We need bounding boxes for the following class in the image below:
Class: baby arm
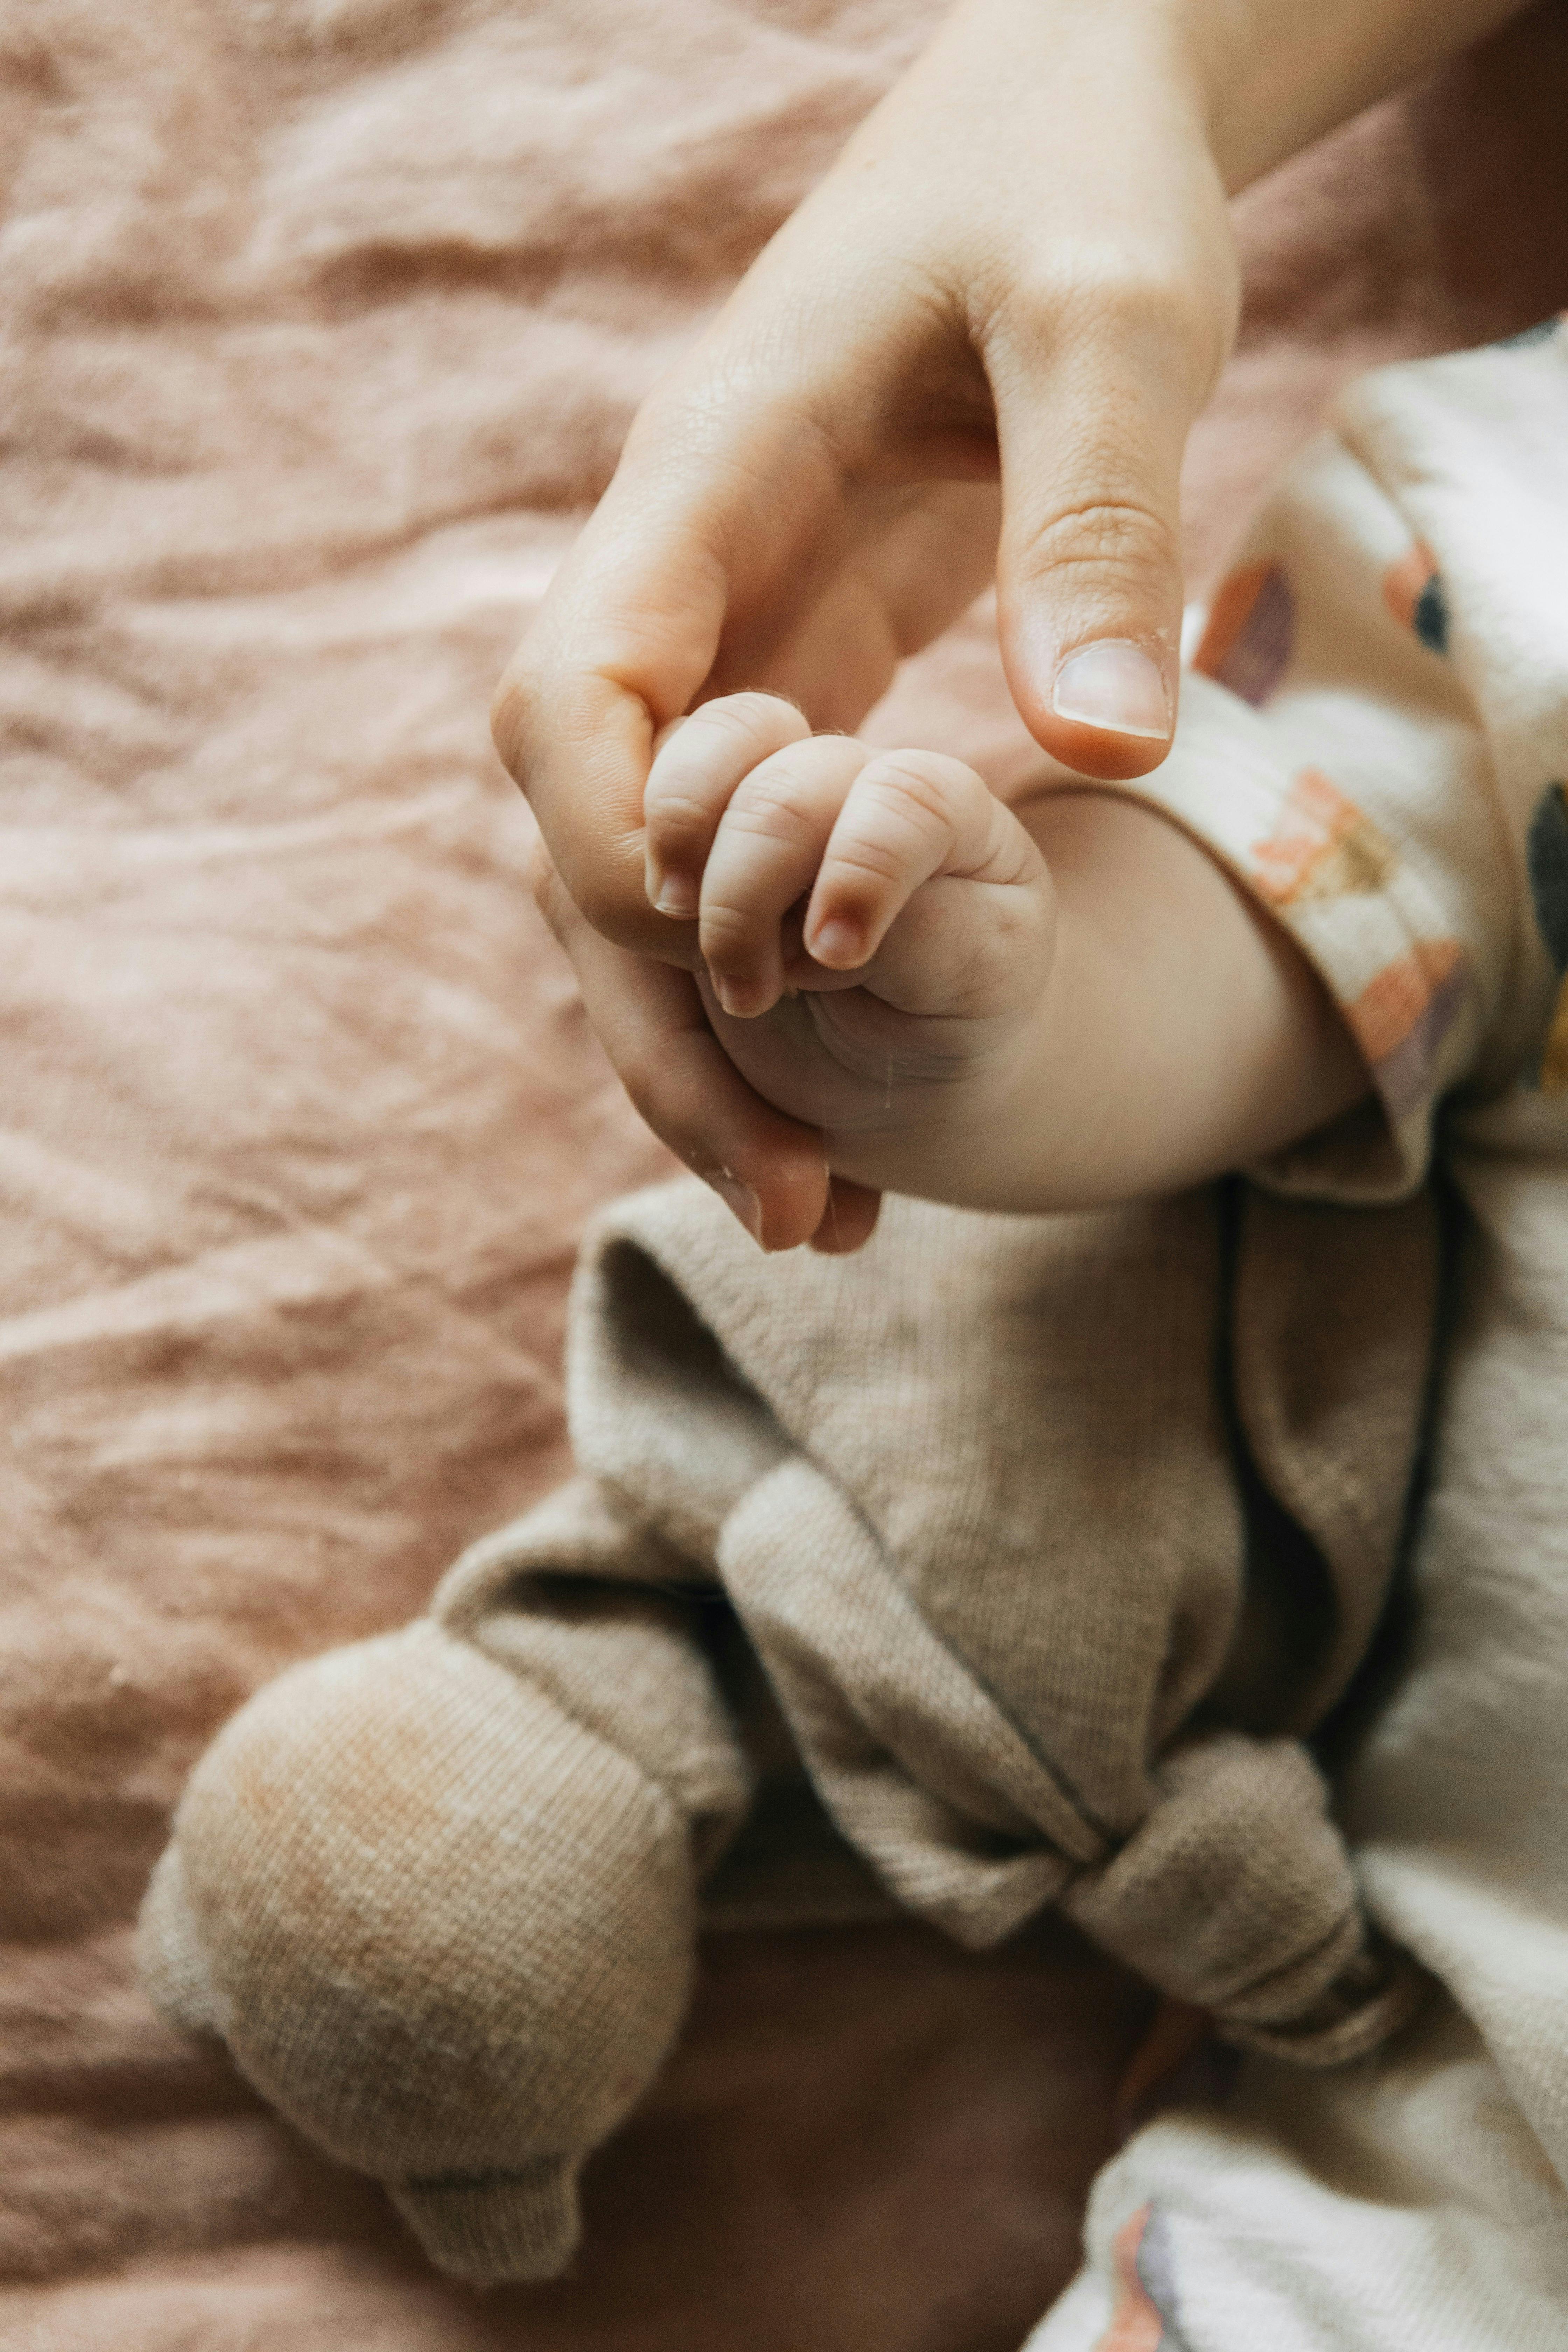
[630,694,1367,1232]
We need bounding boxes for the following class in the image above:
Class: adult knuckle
[987,246,1215,383]
[1079,255,1192,341]
[528,840,564,922]
[985,265,1069,354]
[1079,261,1230,396]
[489,661,542,783]
[983,254,1130,354]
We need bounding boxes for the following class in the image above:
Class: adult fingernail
[1052,642,1169,739]
[707,1169,762,1244]
[647,863,699,919]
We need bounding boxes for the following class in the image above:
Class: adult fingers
[806,1177,883,1255]
[701,481,1001,728]
[493,514,725,966]
[531,847,835,1254]
[986,236,1237,783]
[492,390,843,963]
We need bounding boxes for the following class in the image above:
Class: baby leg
[139,1491,751,2285]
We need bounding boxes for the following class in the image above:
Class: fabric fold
[143,1168,1438,2281]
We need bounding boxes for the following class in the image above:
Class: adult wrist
[1172,0,1532,194]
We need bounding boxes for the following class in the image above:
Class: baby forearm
[819,793,1368,1213]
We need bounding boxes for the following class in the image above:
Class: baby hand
[540,687,1364,1250]
[643,694,1056,1200]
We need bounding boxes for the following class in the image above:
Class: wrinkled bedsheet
[2,0,1566,2344]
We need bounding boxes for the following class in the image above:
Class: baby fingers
[802,750,1043,972]
[698,733,873,1016]
[643,692,811,919]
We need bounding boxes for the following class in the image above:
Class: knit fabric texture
[141,1174,1437,2283]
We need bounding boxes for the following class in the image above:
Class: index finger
[491,497,727,965]
[490,383,841,963]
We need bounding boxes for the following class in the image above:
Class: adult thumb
[989,293,1205,783]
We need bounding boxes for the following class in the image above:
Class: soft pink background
[2,1,1565,2343]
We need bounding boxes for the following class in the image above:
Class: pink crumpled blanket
[2,1,1565,2344]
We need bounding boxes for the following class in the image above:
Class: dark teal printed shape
[1413,570,1449,656]
[1525,783,1568,1088]
[1526,783,1568,976]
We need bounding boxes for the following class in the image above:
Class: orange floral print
[1094,2206,1170,2352]
[1348,940,1467,1119]
[1538,979,1568,1093]
[1249,768,1396,908]
[1383,540,1449,653]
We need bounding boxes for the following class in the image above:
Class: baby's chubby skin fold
[534,693,1371,1247]
[648,696,1053,1244]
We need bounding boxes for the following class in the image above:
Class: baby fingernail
[707,1169,762,1244]
[809,918,863,967]
[648,864,699,919]
[1051,642,1169,740]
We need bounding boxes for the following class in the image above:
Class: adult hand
[493,0,1522,1250]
